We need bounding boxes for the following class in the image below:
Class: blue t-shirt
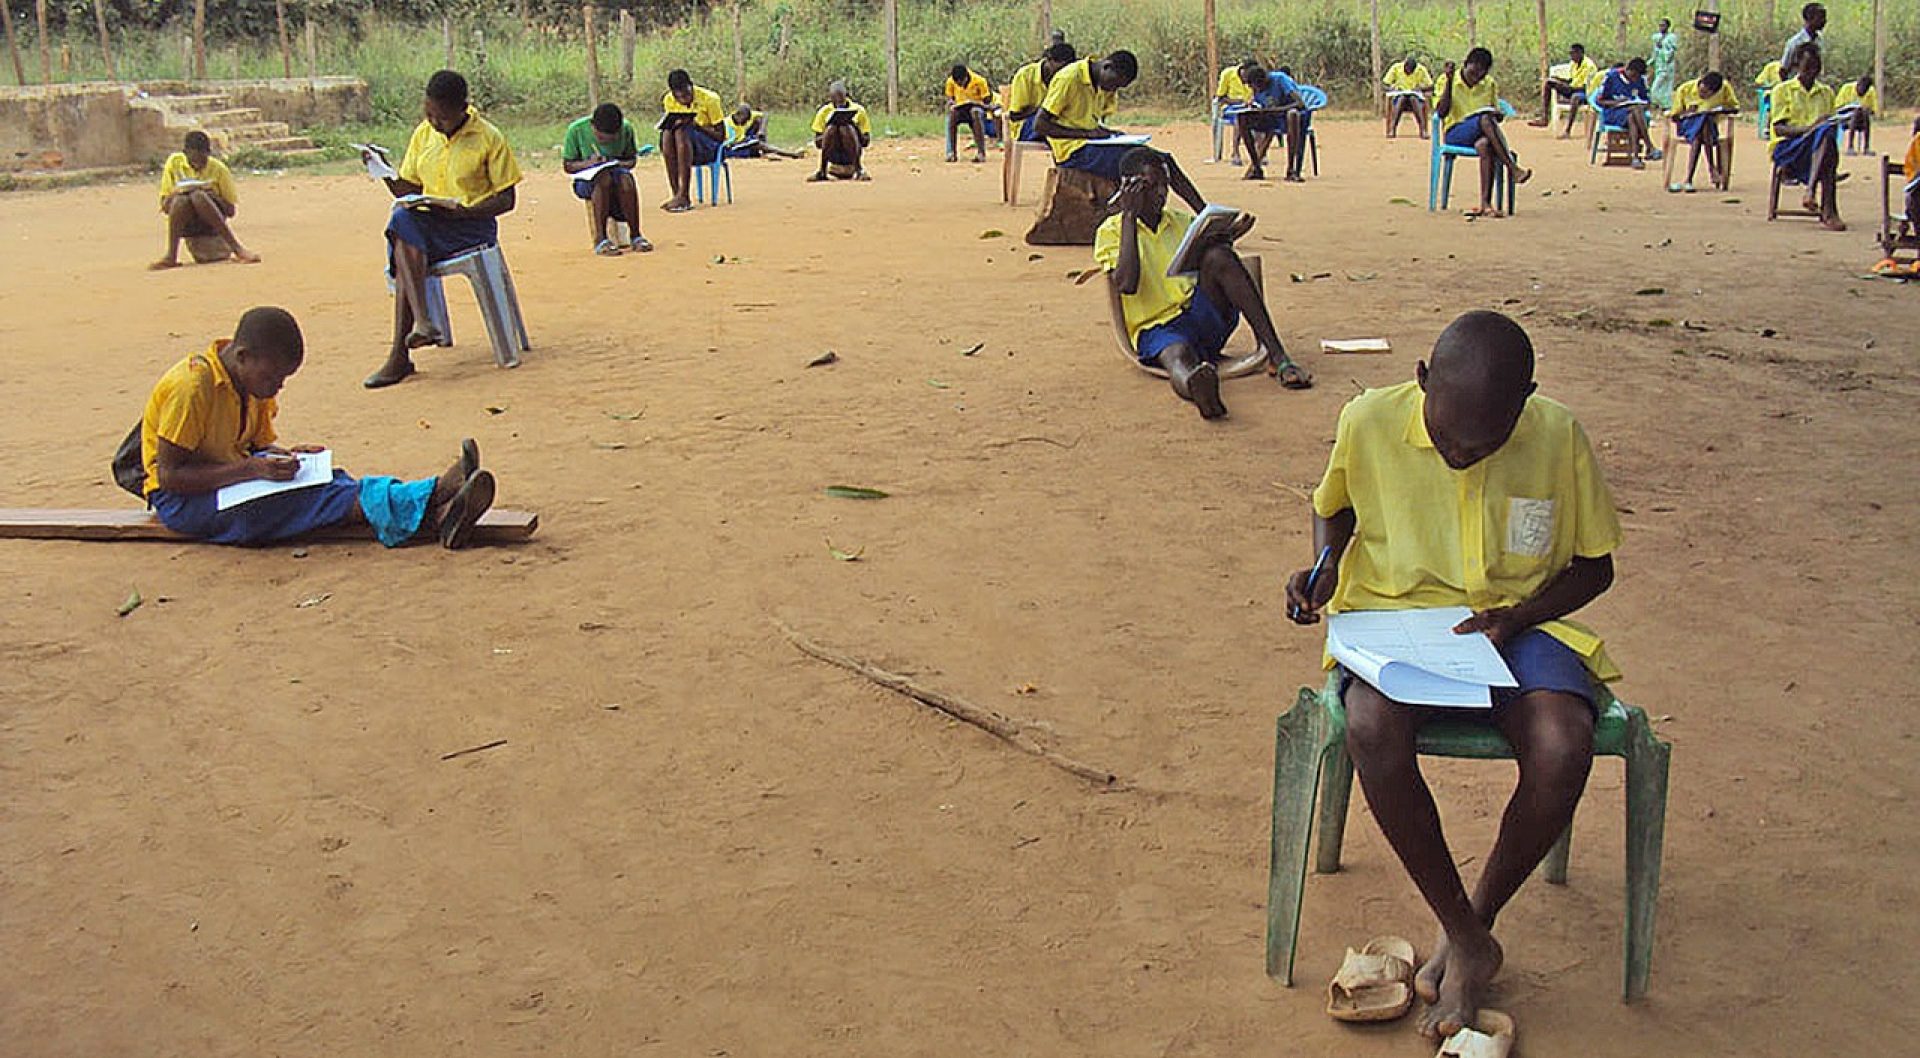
[1251,70,1303,110]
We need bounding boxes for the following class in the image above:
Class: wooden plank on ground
[0,508,539,543]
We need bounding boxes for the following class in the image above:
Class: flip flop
[594,238,622,256]
[459,438,480,480]
[362,362,417,389]
[1269,358,1314,390]
[630,236,655,253]
[439,470,496,551]
[1326,936,1416,1022]
[1435,1010,1516,1058]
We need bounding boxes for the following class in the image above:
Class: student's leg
[613,170,650,249]
[945,107,960,160]
[152,196,192,268]
[368,236,435,387]
[1343,679,1503,1041]
[1154,340,1225,419]
[182,189,258,262]
[1698,121,1721,186]
[1386,98,1397,138]
[1683,138,1705,184]
[1193,242,1309,387]
[589,170,617,246]
[969,107,988,160]
[663,129,691,209]
[1478,114,1531,186]
[1240,123,1267,178]
[1283,110,1305,180]
[1474,142,1498,212]
[1533,83,1555,125]
[1812,133,1844,229]
[1414,98,1430,139]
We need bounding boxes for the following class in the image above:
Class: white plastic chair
[399,244,531,369]
[1108,256,1271,379]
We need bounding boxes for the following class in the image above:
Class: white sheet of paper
[1096,133,1153,146]
[568,159,625,185]
[216,450,332,511]
[1326,607,1517,709]
[1321,338,1392,354]
[353,143,398,180]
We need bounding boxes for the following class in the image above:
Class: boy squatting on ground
[363,69,523,389]
[563,102,653,257]
[1096,147,1312,419]
[150,130,260,270]
[809,82,872,182]
[1435,48,1532,218]
[139,306,497,549]
[1285,310,1624,1040]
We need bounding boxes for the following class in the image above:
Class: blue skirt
[1443,118,1485,149]
[1674,112,1714,142]
[1135,287,1240,366]
[1600,104,1645,129]
[1771,123,1839,184]
[386,206,498,266]
[1058,141,1132,181]
[675,128,723,165]
[150,470,436,547]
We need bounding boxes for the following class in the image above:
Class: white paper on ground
[216,450,332,511]
[1327,607,1517,709]
[1321,338,1392,354]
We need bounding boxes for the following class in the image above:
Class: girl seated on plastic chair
[1435,48,1531,218]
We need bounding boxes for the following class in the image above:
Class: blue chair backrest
[1299,85,1328,111]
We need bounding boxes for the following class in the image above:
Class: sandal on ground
[439,470,496,550]
[1326,936,1416,1022]
[459,438,480,481]
[1435,1010,1516,1058]
[594,238,622,256]
[807,172,829,182]
[1268,357,1313,390]
[630,236,655,253]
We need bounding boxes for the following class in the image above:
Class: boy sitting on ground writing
[1768,44,1845,231]
[659,69,728,212]
[1095,147,1312,419]
[563,102,651,256]
[151,130,260,270]
[1435,48,1531,218]
[1666,71,1738,192]
[945,63,996,163]
[725,103,803,159]
[1286,309,1623,1042]
[809,82,872,182]
[140,306,497,549]
[1595,58,1663,169]
[1383,56,1434,139]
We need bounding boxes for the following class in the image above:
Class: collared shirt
[1754,61,1783,89]
[141,341,278,496]
[1007,62,1047,114]
[1598,69,1650,106]
[1670,78,1739,118]
[1311,381,1625,679]
[1904,130,1920,181]
[1436,70,1499,123]
[662,85,726,128]
[397,109,522,207]
[1093,206,1196,346]
[1216,66,1253,102]
[1251,70,1303,110]
[1781,28,1819,72]
[1768,78,1835,149]
[157,152,238,209]
[562,115,638,162]
[1384,63,1433,93]
[1558,56,1600,91]
[1041,58,1118,163]
[724,109,765,142]
[1833,82,1877,114]
[945,71,992,107]
[810,100,871,135]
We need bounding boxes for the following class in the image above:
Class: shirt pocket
[1505,497,1556,559]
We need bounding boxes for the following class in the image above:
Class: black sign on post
[1692,10,1721,34]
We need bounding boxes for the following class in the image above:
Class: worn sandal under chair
[1436,1010,1517,1058]
[1325,935,1416,1022]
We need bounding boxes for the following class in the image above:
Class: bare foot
[1821,216,1848,232]
[148,259,181,271]
[231,249,262,264]
[1418,932,1502,1040]
[1188,363,1227,420]
[1415,933,1448,1003]
[1513,167,1534,186]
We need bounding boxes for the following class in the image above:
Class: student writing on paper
[138,307,499,549]
[1595,58,1662,169]
[1832,75,1876,154]
[1768,45,1846,231]
[1667,72,1739,192]
[660,69,728,212]
[1233,61,1310,183]
[808,82,872,182]
[1006,42,1077,142]
[563,103,652,256]
[724,103,803,160]
[1435,48,1531,219]
[1095,147,1311,419]
[1383,56,1433,139]
[150,131,260,270]
[1036,50,1154,184]
[1284,311,1624,1042]
[362,70,522,389]
[944,63,996,164]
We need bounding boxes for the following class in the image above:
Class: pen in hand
[1289,544,1334,623]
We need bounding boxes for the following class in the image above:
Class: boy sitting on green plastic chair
[1286,310,1623,1041]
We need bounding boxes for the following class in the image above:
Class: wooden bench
[0,508,539,543]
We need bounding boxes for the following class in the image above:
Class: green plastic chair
[1265,673,1671,1001]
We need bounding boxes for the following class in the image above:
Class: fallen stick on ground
[440,739,508,761]
[982,434,1081,450]
[772,617,1120,788]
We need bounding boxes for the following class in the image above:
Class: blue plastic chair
[1210,97,1244,164]
[1298,84,1328,176]
[695,150,732,205]
[1755,87,1773,141]
[1589,94,1634,166]
[1427,100,1517,213]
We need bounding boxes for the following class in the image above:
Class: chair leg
[423,275,452,346]
[1309,131,1319,176]
[1768,168,1781,220]
[1437,158,1452,212]
[1621,710,1671,1003]
[1312,740,1354,874]
[495,253,530,355]
[464,269,515,370]
[1267,687,1339,985]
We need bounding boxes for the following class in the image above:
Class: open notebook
[1326,607,1518,708]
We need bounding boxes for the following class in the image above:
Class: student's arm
[1164,155,1208,214]
[1284,509,1357,623]
[1109,210,1143,297]
[1034,110,1109,141]
[153,437,296,495]
[382,175,423,198]
[1452,554,1614,645]
[1435,66,1455,120]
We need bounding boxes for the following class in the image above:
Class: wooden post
[582,5,601,111]
[442,16,454,69]
[1369,0,1382,114]
[1615,0,1630,57]
[1204,0,1217,94]
[1465,0,1477,47]
[1040,0,1052,48]
[192,0,206,80]
[619,9,635,85]
[35,0,50,83]
[275,0,291,77]
[0,0,24,86]
[92,0,115,80]
[884,0,898,116]
[731,1,744,102]
[1535,0,1549,92]
[1872,0,1885,110]
[304,17,317,80]
[1706,0,1721,71]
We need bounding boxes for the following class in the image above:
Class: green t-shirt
[562,115,639,163]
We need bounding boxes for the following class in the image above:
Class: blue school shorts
[1135,287,1240,367]
[1771,123,1838,185]
[386,207,498,266]
[1058,141,1131,182]
[687,128,723,165]
[1339,627,1598,711]
[1018,113,1041,141]
[1443,117,1486,150]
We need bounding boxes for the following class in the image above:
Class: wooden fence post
[91,0,116,81]
[35,0,50,83]
[1706,0,1721,71]
[1040,0,1052,49]
[732,1,745,102]
[192,0,205,80]
[884,0,898,116]
[442,16,454,69]
[1615,0,1630,58]
[1535,0,1549,93]
[304,17,317,80]
[1369,0,1382,114]
[275,0,291,77]
[1204,0,1217,98]
[583,5,601,111]
[1465,0,1476,47]
[619,9,635,85]
[0,0,24,86]
[1872,0,1884,108]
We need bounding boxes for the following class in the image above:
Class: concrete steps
[129,89,317,160]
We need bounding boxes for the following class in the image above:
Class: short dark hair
[234,306,304,366]
[1627,57,1648,75]
[667,68,693,91]
[425,69,468,106]
[951,63,970,84]
[1465,47,1493,69]
[1045,42,1076,64]
[1117,145,1167,179]
[1106,49,1139,82]
[591,102,623,133]
[1699,71,1725,92]
[1571,43,1586,53]
[1803,4,1824,21]
[1857,74,1873,88]
[183,130,211,152]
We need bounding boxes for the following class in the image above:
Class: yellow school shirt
[140,341,279,496]
[1905,131,1920,181]
[1669,78,1739,118]
[1437,70,1499,126]
[662,85,726,128]
[1041,58,1118,163]
[1007,62,1047,114]
[1311,381,1625,679]
[1093,207,1196,346]
[1384,63,1433,93]
[810,101,871,135]
[397,109,522,208]
[1216,66,1253,102]
[1564,56,1600,91]
[157,152,238,208]
[1768,79,1834,150]
[724,108,764,142]
[945,71,992,107]
[1833,82,1878,114]
[1754,61,1783,90]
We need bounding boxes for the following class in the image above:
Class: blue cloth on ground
[386,206,498,268]
[357,475,438,547]
[1772,122,1839,185]
[1135,287,1241,366]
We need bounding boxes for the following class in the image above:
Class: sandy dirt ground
[2,116,1918,1057]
